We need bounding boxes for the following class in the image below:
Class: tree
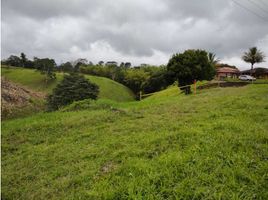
[215,63,237,69]
[124,69,149,97]
[34,58,56,84]
[59,62,73,72]
[47,73,99,111]
[20,53,27,67]
[208,52,220,66]
[167,49,216,94]
[120,62,125,68]
[143,67,174,94]
[98,61,104,66]
[125,62,131,68]
[72,58,88,72]
[242,47,265,75]
[3,55,21,67]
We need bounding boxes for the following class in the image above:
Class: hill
[2,84,268,199]
[1,66,135,102]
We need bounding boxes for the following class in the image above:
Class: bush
[47,73,99,111]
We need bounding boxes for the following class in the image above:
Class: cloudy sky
[2,0,268,69]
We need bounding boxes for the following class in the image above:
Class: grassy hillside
[1,66,135,102]
[2,84,268,199]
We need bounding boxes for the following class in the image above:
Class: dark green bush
[47,73,99,111]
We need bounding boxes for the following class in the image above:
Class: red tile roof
[216,67,240,73]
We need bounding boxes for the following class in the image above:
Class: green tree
[47,73,99,111]
[20,53,27,67]
[143,66,173,93]
[167,49,215,94]
[124,69,149,97]
[208,52,220,66]
[59,62,73,72]
[34,58,57,84]
[242,47,265,75]
[3,55,21,67]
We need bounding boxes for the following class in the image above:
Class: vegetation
[1,66,135,102]
[2,52,173,97]
[34,58,57,83]
[2,84,268,199]
[167,50,216,94]
[2,53,34,68]
[80,64,172,97]
[47,73,99,111]
[207,52,220,66]
[215,63,238,69]
[242,47,265,75]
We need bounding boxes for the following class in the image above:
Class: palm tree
[208,52,220,66]
[242,47,265,75]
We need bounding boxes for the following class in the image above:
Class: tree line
[1,53,174,97]
[1,50,218,96]
[2,46,265,100]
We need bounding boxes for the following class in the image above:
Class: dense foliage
[2,53,34,68]
[34,58,57,83]
[47,73,99,111]
[167,49,216,94]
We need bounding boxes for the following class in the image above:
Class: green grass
[1,66,135,102]
[2,84,268,199]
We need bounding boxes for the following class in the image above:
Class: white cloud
[2,0,268,67]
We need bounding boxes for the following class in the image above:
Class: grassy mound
[2,84,268,199]
[1,66,135,102]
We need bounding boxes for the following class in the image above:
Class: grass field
[1,66,135,102]
[2,84,268,199]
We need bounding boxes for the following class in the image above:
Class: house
[106,61,118,66]
[216,67,240,80]
[240,68,268,79]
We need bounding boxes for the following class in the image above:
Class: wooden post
[139,91,142,101]
[194,79,196,95]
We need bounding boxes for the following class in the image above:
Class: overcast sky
[2,0,268,69]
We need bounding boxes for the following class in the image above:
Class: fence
[139,80,264,100]
[139,82,196,100]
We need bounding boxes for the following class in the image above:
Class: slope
[2,84,268,199]
[1,66,135,102]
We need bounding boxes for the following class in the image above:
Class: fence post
[139,91,142,101]
[194,79,196,95]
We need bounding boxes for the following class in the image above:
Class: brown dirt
[1,78,45,119]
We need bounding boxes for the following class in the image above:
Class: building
[106,61,118,66]
[216,67,240,80]
[240,68,268,79]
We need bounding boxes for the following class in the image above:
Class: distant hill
[1,66,135,102]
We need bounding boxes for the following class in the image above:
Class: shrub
[61,99,120,112]
[47,73,99,111]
